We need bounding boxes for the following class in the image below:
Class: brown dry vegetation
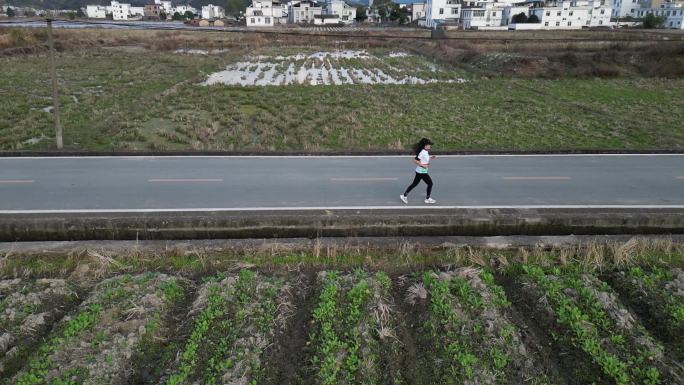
[2,27,684,78]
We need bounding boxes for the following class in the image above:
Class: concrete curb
[1,149,683,157]
[1,208,683,241]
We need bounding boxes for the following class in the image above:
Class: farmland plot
[307,271,401,384]
[0,279,79,378]
[509,265,684,385]
[402,268,553,385]
[0,265,682,384]
[608,267,684,361]
[159,270,300,385]
[8,273,187,385]
[202,50,467,86]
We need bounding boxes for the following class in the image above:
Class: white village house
[325,0,356,23]
[424,0,461,27]
[529,0,612,29]
[155,0,173,15]
[246,0,287,26]
[288,0,323,23]
[111,1,131,20]
[611,0,640,18]
[634,0,684,28]
[201,4,225,19]
[86,4,108,18]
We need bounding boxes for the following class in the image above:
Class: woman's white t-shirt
[415,150,429,174]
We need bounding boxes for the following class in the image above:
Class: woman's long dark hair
[414,138,433,157]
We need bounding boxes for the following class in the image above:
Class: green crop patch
[403,268,553,385]
[1,263,682,384]
[511,265,684,385]
[307,270,400,384]
[7,273,188,385]
[0,279,80,379]
[609,267,684,361]
[159,269,299,385]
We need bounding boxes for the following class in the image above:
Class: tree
[67,11,76,20]
[372,0,393,22]
[389,5,409,24]
[159,10,167,20]
[184,10,195,20]
[642,12,664,28]
[76,8,85,18]
[356,6,367,22]
[527,14,540,23]
[225,0,245,18]
[172,11,182,20]
[511,12,527,23]
[6,7,15,17]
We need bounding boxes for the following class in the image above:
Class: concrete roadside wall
[1,208,683,241]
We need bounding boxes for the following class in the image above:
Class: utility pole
[46,18,63,149]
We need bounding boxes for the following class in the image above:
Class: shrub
[642,13,665,29]
[512,12,528,23]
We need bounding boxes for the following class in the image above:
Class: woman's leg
[423,174,434,198]
[403,173,422,196]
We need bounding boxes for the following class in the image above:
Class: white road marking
[503,176,571,180]
[148,178,223,183]
[330,177,398,181]
[0,179,35,184]
[2,205,684,214]
[2,154,683,160]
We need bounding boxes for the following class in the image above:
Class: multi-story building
[460,2,507,28]
[612,0,640,17]
[634,0,684,28]
[154,0,173,15]
[288,0,323,23]
[425,0,461,27]
[86,5,107,18]
[202,4,226,19]
[247,0,287,26]
[530,0,613,28]
[408,2,426,22]
[325,0,356,23]
[144,4,161,18]
[173,5,198,16]
[111,1,131,20]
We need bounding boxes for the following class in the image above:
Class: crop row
[513,265,683,385]
[609,267,684,361]
[1,266,682,384]
[406,268,552,385]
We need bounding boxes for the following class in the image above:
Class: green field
[1,263,683,385]
[1,47,683,152]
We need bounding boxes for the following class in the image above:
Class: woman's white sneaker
[400,195,408,204]
[424,198,436,204]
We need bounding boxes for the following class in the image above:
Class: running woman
[400,138,436,204]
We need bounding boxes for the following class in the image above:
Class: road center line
[147,178,223,183]
[0,179,35,184]
[503,176,571,181]
[330,177,399,181]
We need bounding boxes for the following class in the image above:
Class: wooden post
[46,18,63,149]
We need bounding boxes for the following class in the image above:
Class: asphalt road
[0,155,683,212]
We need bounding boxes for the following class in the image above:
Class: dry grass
[2,27,683,77]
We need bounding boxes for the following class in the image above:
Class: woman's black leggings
[404,172,433,198]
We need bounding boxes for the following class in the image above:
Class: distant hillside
[4,0,229,10]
